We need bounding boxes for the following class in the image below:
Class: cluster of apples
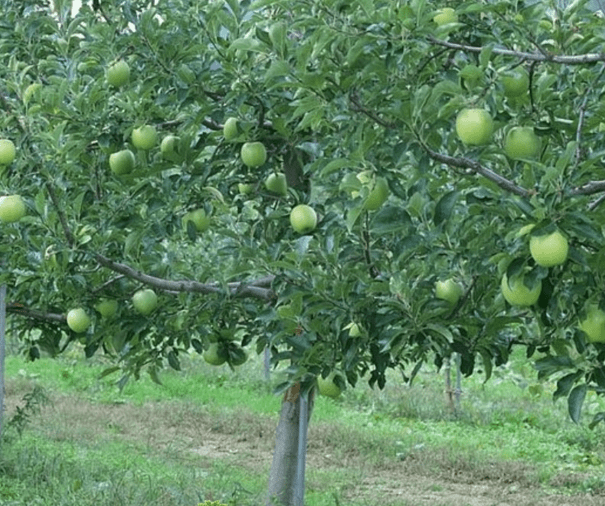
[66,288,159,334]
[224,117,320,235]
[0,139,27,224]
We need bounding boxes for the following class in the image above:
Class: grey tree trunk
[266,384,313,506]
[0,284,6,440]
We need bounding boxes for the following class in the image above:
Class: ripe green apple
[223,117,239,141]
[579,306,605,343]
[501,67,529,97]
[501,273,541,306]
[66,308,91,333]
[435,279,463,305]
[241,142,267,167]
[109,149,136,175]
[203,342,227,366]
[132,288,158,315]
[456,108,494,145]
[529,230,568,267]
[95,299,118,318]
[131,125,157,150]
[363,177,389,211]
[160,135,180,158]
[0,139,16,165]
[0,195,26,223]
[317,371,342,398]
[290,204,317,234]
[433,7,458,26]
[106,60,130,87]
[265,173,288,196]
[183,208,210,232]
[504,127,541,160]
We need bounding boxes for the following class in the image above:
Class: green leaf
[433,190,459,226]
[568,384,587,424]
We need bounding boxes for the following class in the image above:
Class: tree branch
[569,180,605,196]
[428,36,605,65]
[95,254,275,301]
[424,147,532,198]
[6,303,66,323]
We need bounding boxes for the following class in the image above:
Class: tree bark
[0,284,6,440]
[266,383,313,506]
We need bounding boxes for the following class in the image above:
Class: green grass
[2,346,605,505]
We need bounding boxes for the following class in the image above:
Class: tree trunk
[266,383,313,506]
[0,284,6,440]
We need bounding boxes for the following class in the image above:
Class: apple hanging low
[290,204,317,234]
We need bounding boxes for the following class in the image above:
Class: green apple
[317,371,342,398]
[290,204,317,234]
[363,177,389,211]
[0,195,26,223]
[223,117,239,141]
[501,67,529,97]
[160,135,180,158]
[265,173,288,196]
[433,7,458,26]
[347,322,362,337]
[501,272,541,307]
[241,142,267,167]
[0,139,16,165]
[203,342,227,366]
[238,183,254,195]
[109,149,135,175]
[504,127,541,160]
[95,299,118,318]
[132,288,158,315]
[106,60,130,87]
[131,125,157,150]
[66,308,91,333]
[579,306,605,343]
[529,230,568,267]
[456,108,494,145]
[435,279,463,305]
[183,208,210,232]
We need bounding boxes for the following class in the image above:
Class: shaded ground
[5,378,604,506]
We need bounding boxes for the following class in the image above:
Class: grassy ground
[1,346,605,506]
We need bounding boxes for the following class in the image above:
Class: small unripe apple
[317,371,342,398]
[501,273,541,306]
[132,289,158,315]
[131,125,157,150]
[435,279,463,305]
[95,299,118,318]
[106,60,130,87]
[501,67,529,97]
[109,149,136,175]
[223,117,239,141]
[265,173,288,196]
[529,230,568,267]
[504,127,541,160]
[290,204,317,234]
[579,305,605,343]
[0,139,16,165]
[66,308,91,333]
[182,209,210,233]
[363,177,389,211]
[203,342,227,365]
[160,135,180,158]
[0,195,26,223]
[456,108,493,145]
[241,142,267,167]
[433,7,458,26]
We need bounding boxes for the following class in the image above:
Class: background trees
[4,0,605,503]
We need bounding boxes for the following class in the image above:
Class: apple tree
[4,0,605,504]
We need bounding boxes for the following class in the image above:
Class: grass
[1,345,605,505]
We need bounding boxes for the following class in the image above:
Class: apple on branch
[0,195,26,223]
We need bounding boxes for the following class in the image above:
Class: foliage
[3,0,605,425]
